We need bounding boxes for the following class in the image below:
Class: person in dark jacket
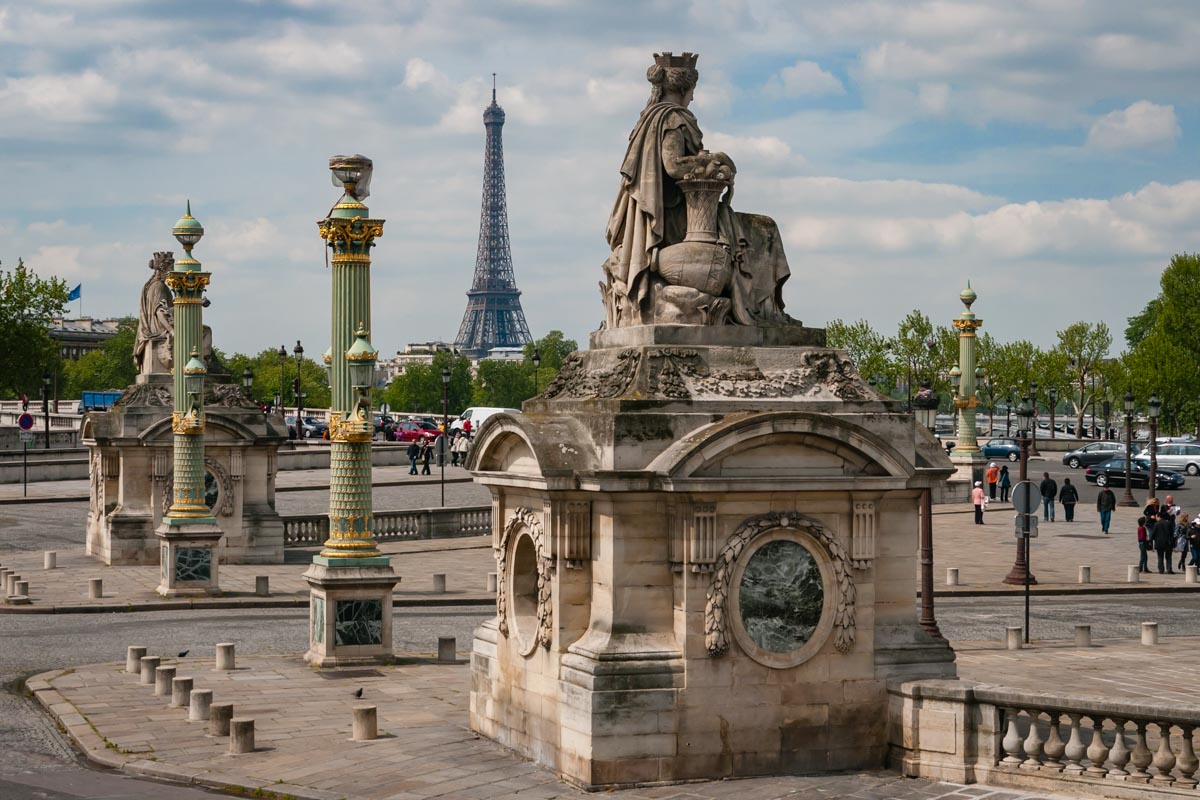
[1096,486,1116,534]
[1039,472,1058,522]
[998,465,1011,503]
[1059,478,1079,522]
[1152,513,1177,574]
[406,441,421,475]
[420,440,433,475]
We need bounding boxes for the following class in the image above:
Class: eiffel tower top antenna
[492,73,496,102]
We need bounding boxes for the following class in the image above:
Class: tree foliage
[61,317,138,397]
[0,259,69,399]
[224,348,331,411]
[380,351,473,416]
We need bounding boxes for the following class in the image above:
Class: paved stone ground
[29,653,1073,800]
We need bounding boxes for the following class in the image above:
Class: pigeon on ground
[177,650,189,658]
[353,688,364,698]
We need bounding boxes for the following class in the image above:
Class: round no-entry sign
[17,413,34,431]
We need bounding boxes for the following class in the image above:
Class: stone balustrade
[282,505,490,546]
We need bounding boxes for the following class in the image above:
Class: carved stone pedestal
[302,560,398,668]
[156,521,223,597]
[467,332,956,789]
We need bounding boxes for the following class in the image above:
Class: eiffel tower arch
[454,77,533,359]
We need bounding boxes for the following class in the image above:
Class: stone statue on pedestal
[601,51,794,329]
[133,251,214,377]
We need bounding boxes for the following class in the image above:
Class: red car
[393,421,442,443]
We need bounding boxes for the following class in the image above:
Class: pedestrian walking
[406,441,420,475]
[971,481,986,525]
[1152,512,1176,574]
[448,431,460,467]
[1137,517,1150,573]
[1096,485,1116,534]
[1177,512,1191,571]
[985,462,999,501]
[452,432,470,467]
[998,465,1011,503]
[1188,518,1200,568]
[421,439,433,475]
[1039,472,1057,522]
[1059,478,1079,522]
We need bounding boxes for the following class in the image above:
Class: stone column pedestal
[155,521,223,597]
[303,559,398,667]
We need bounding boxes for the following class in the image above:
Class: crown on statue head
[654,51,699,70]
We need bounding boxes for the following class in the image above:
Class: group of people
[406,429,471,475]
[1137,496,1200,574]
[970,464,1088,528]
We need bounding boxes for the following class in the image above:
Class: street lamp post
[1003,397,1037,590]
[440,367,450,508]
[1148,394,1161,501]
[913,383,941,640]
[293,341,304,439]
[1029,381,1040,456]
[41,371,50,450]
[1120,389,1137,507]
[1048,388,1056,439]
[277,345,287,414]
[532,349,541,396]
[1006,391,1013,436]
[1091,375,1098,438]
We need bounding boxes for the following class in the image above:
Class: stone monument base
[303,560,399,668]
[155,520,223,597]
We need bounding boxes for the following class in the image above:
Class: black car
[1062,441,1141,469]
[373,413,397,438]
[1083,457,1184,490]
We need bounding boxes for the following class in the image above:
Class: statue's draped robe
[605,102,793,326]
[134,273,173,372]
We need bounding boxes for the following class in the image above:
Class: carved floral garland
[705,511,856,657]
[495,507,553,650]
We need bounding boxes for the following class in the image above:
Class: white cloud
[772,60,844,97]
[1086,101,1180,151]
[705,132,797,165]
[0,70,117,124]
[403,57,443,90]
[255,27,364,77]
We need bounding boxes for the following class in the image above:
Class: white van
[451,406,520,435]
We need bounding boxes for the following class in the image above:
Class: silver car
[1150,443,1200,476]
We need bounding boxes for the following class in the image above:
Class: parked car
[981,438,1021,462]
[393,421,442,443]
[1156,435,1197,445]
[1062,441,1140,469]
[373,413,397,438]
[450,406,521,435]
[284,416,328,439]
[1083,457,1184,490]
[1151,442,1200,476]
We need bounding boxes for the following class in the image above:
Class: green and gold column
[952,284,983,455]
[156,203,224,597]
[303,156,398,667]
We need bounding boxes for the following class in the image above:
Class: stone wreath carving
[705,511,856,657]
[161,456,234,517]
[495,507,553,650]
[648,348,870,401]
[115,383,172,408]
[205,383,257,409]
[540,349,641,399]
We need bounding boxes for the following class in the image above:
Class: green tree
[523,330,578,388]
[61,317,138,397]
[1125,298,1161,349]
[224,348,330,411]
[826,319,895,392]
[890,310,955,404]
[0,258,69,399]
[381,351,472,416]
[473,360,534,407]
[1053,321,1113,437]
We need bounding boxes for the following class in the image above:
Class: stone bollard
[1142,622,1159,646]
[255,576,270,597]
[1188,565,1198,584]
[127,646,147,674]
[433,574,446,594]
[189,689,213,722]
[1006,627,1023,650]
[352,705,377,741]
[229,718,255,754]
[0,569,10,587]
[1075,625,1092,647]
[946,568,959,587]
[438,636,456,662]
[1127,565,1140,583]
[1078,565,1091,584]
[88,578,103,599]
[6,573,19,595]
[155,665,176,697]
[140,656,161,685]
[215,643,235,671]
[44,551,56,570]
[209,702,234,736]
[15,580,29,596]
[170,677,193,708]
[487,572,497,593]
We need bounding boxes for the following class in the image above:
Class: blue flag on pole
[67,284,81,301]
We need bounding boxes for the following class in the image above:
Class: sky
[1,0,1197,358]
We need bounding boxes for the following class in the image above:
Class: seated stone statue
[133,251,215,377]
[601,52,794,329]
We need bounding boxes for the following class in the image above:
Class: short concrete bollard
[438,636,456,662]
[44,551,56,570]
[6,574,19,595]
[487,572,497,593]
[189,689,213,722]
[154,665,176,697]
[209,702,234,736]
[1142,622,1159,646]
[255,576,270,597]
[88,578,103,599]
[433,573,446,594]
[139,656,161,685]
[215,642,235,671]
[1006,626,1023,650]
[170,676,193,708]
[945,568,959,587]
[1127,565,1140,583]
[127,646,147,674]
[1188,565,1198,584]
[352,705,377,741]
[1075,624,1092,647]
[1078,565,1091,584]
[14,580,29,597]
[229,718,255,754]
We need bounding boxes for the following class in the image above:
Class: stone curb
[0,595,495,615]
[926,583,1200,598]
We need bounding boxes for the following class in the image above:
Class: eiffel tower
[454,75,532,359]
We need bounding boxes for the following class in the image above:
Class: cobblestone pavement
[30,652,1072,800]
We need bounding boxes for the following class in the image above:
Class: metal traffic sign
[17,413,34,431]
[1014,515,1039,538]
[18,431,33,443]
[1011,481,1039,515]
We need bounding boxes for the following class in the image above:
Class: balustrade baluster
[1178,725,1199,789]
[1085,719,1110,776]
[1001,708,1024,766]
[1152,722,1178,786]
[1129,721,1153,783]
[1042,713,1066,772]
[1108,719,1131,779]
[1063,714,1087,775]
[1022,710,1044,769]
